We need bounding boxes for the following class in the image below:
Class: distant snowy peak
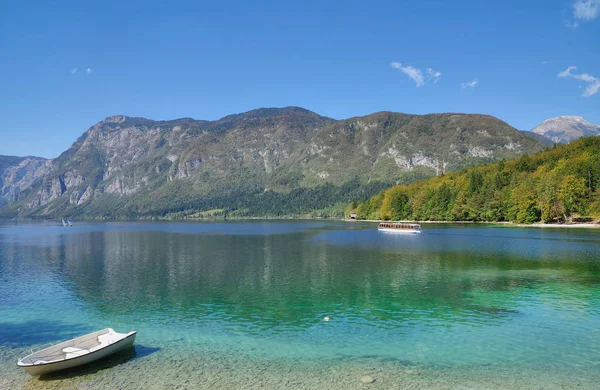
[531,116,600,144]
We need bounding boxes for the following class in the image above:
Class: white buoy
[324,316,330,322]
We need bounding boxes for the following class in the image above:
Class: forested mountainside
[350,136,600,224]
[0,107,546,219]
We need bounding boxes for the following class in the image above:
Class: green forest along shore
[347,136,600,224]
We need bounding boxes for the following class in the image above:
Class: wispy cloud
[391,62,424,87]
[557,65,600,96]
[558,66,577,78]
[86,68,92,74]
[568,0,600,27]
[70,68,78,74]
[460,78,479,89]
[390,62,441,87]
[426,68,441,83]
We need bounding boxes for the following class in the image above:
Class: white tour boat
[378,222,422,234]
[17,328,136,376]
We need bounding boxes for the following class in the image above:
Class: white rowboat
[17,328,136,376]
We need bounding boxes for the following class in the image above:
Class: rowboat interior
[19,328,129,366]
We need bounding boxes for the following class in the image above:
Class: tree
[452,190,469,221]
[390,190,412,221]
[511,180,540,224]
[429,183,454,220]
[538,172,561,223]
[558,175,588,224]
[467,170,484,195]
[497,158,506,172]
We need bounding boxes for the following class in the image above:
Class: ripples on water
[1,221,600,388]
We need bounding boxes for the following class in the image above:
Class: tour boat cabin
[378,222,422,234]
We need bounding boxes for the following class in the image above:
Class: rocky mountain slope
[0,107,546,218]
[0,155,49,207]
[531,116,600,144]
[520,131,555,147]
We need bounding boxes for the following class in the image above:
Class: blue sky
[1,0,599,158]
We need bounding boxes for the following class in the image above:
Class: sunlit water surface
[1,221,599,389]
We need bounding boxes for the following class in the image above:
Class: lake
[1,220,599,389]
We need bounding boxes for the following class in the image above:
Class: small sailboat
[67,219,73,227]
[62,218,67,227]
[17,328,136,376]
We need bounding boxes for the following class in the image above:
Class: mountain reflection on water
[1,221,600,369]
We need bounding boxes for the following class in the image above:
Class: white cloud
[86,68,92,74]
[557,66,577,78]
[390,62,440,87]
[460,78,479,89]
[557,65,600,96]
[567,0,599,27]
[391,62,424,87]
[573,0,600,21]
[585,82,600,96]
[70,68,77,74]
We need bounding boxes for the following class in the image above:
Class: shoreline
[3,216,600,229]
[348,219,600,229]
[3,341,600,390]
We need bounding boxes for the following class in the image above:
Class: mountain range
[0,107,549,219]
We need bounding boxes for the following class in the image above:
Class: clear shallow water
[1,221,600,389]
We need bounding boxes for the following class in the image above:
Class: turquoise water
[1,221,600,389]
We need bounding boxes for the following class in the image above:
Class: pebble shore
[2,342,599,390]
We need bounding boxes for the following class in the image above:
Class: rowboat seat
[62,347,88,359]
[97,333,119,345]
[62,347,82,353]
